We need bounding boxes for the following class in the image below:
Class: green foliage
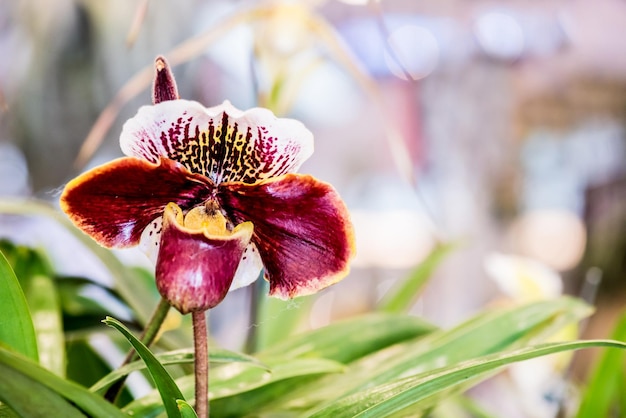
[252,279,315,351]
[104,316,186,418]
[378,242,457,313]
[220,297,591,417]
[306,340,626,417]
[0,249,38,362]
[177,399,199,418]
[257,313,436,363]
[576,309,626,417]
[0,345,126,418]
[1,202,626,417]
[91,347,267,394]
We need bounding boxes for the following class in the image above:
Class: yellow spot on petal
[184,204,229,236]
[165,201,253,241]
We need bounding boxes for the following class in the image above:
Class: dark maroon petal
[152,56,179,104]
[219,174,355,299]
[60,157,214,248]
[156,203,253,313]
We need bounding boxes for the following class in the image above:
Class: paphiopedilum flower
[61,60,355,314]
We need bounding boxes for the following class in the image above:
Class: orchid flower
[60,58,355,315]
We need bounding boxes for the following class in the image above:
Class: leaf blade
[0,344,127,418]
[103,316,185,418]
[0,250,38,361]
[26,274,65,376]
[0,360,85,418]
[91,347,267,394]
[379,243,456,313]
[124,357,345,417]
[261,297,592,414]
[306,340,626,417]
[258,313,436,364]
[576,310,626,417]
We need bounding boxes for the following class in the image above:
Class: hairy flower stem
[105,297,171,402]
[193,311,209,418]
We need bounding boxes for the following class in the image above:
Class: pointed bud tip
[152,55,179,104]
[155,56,167,72]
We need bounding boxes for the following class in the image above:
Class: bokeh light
[384,25,439,81]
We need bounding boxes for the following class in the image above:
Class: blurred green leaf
[104,316,184,418]
[0,240,54,288]
[258,313,436,364]
[0,250,38,361]
[305,340,626,417]
[124,357,345,417]
[112,266,194,353]
[91,347,267,394]
[0,242,65,375]
[211,358,345,399]
[0,344,126,418]
[201,314,434,417]
[0,199,155,324]
[454,395,499,418]
[576,310,626,418]
[258,297,592,415]
[58,278,126,318]
[254,280,314,351]
[26,274,65,376]
[378,242,457,313]
[176,399,198,418]
[66,339,114,387]
[0,404,21,418]
[0,359,86,418]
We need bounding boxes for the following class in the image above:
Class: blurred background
[0,0,625,415]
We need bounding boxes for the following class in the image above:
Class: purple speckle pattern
[122,101,312,185]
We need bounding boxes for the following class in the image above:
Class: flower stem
[192,310,209,418]
[105,297,171,402]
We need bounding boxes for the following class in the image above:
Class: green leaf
[176,399,198,418]
[258,313,436,363]
[124,358,345,417]
[58,278,127,319]
[211,358,345,399]
[25,274,65,376]
[576,310,626,417]
[0,360,86,418]
[254,280,315,351]
[305,340,626,417]
[0,404,21,418]
[0,344,127,418]
[0,250,38,361]
[0,199,155,324]
[0,242,65,375]
[91,347,267,394]
[103,316,185,418]
[66,339,116,389]
[260,297,592,414]
[454,395,499,418]
[379,242,457,313]
[0,240,54,289]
